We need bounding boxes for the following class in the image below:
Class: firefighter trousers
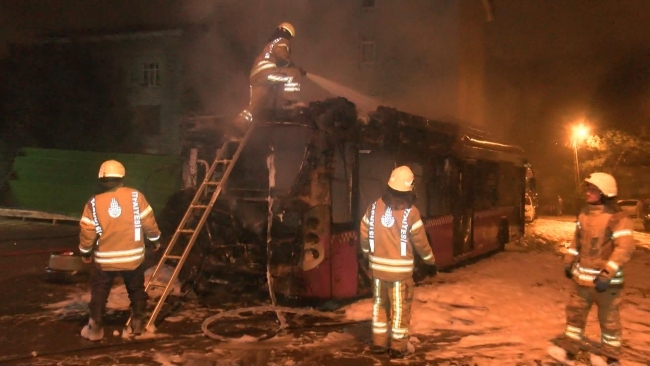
[564,283,622,357]
[89,262,148,326]
[371,277,414,352]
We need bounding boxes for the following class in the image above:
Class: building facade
[3,0,491,156]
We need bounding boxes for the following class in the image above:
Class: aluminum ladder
[130,123,255,332]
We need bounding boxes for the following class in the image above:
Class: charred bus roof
[276,101,526,166]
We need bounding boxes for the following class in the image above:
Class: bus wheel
[497,220,509,251]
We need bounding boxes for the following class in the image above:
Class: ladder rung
[240,197,270,202]
[178,229,195,234]
[191,204,209,209]
[214,159,232,164]
[204,181,222,186]
[148,283,167,288]
[164,255,182,260]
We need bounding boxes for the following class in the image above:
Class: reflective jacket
[79,186,161,271]
[564,204,635,287]
[359,198,435,281]
[250,37,292,81]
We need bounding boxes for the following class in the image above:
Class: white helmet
[98,160,125,179]
[584,172,617,197]
[388,166,415,192]
[278,22,295,37]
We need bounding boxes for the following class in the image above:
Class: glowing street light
[570,123,590,190]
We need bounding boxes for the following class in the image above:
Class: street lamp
[571,123,590,190]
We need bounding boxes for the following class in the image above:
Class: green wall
[7,148,182,219]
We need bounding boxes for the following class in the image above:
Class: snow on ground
[343,217,650,365]
[33,218,650,365]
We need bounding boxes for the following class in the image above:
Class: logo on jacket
[381,207,395,228]
[108,198,122,218]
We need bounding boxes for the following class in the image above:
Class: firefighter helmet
[278,22,295,37]
[98,160,125,179]
[584,172,617,197]
[388,166,415,192]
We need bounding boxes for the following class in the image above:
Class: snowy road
[5,218,650,365]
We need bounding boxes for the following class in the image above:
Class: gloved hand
[150,241,161,252]
[564,265,573,279]
[81,254,93,264]
[594,271,610,292]
[298,67,307,76]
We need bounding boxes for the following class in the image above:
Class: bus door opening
[453,159,476,257]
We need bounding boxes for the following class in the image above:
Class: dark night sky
[1,0,650,182]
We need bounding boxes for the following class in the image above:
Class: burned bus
[175,98,527,300]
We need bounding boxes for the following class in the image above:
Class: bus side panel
[473,207,510,255]
[424,215,454,268]
[299,236,332,299]
[331,231,359,299]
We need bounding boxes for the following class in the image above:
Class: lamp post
[571,123,590,191]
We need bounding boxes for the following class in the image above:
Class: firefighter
[234,22,306,134]
[78,160,162,341]
[554,172,635,365]
[359,166,437,358]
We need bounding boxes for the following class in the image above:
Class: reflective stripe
[240,109,253,123]
[370,263,413,273]
[132,192,142,241]
[612,229,632,239]
[565,325,583,341]
[362,215,370,225]
[369,255,413,266]
[80,217,95,226]
[400,208,411,256]
[79,246,93,254]
[95,254,144,264]
[369,202,376,252]
[394,281,402,335]
[284,82,300,92]
[422,252,434,261]
[606,261,619,272]
[372,278,383,333]
[250,61,276,77]
[147,234,160,241]
[90,198,103,236]
[567,248,579,256]
[361,247,369,253]
[602,333,621,347]
[140,206,153,219]
[372,327,387,334]
[267,74,292,83]
[392,327,408,339]
[95,247,144,258]
[610,277,624,285]
[411,220,423,231]
[577,266,601,275]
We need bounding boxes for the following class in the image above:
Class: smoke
[180,1,261,117]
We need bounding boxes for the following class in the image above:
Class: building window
[361,41,375,64]
[362,0,375,8]
[142,63,161,87]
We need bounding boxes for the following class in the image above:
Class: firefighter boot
[589,354,620,366]
[547,345,576,365]
[130,301,147,335]
[80,318,104,341]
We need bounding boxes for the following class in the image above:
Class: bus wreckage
[164,98,528,302]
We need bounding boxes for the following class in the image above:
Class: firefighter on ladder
[234,22,306,134]
[550,172,635,366]
[359,166,437,358]
[78,160,162,341]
